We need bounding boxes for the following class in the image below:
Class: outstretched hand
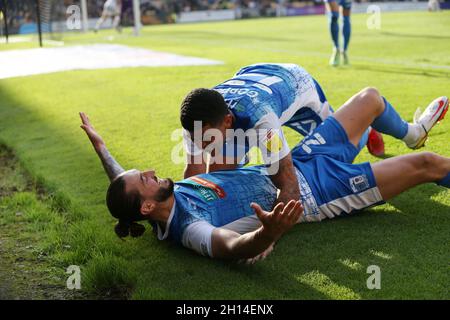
[79,112,124,181]
[79,112,105,150]
[251,200,303,241]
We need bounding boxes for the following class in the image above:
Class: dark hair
[106,175,146,238]
[114,220,146,238]
[180,88,229,132]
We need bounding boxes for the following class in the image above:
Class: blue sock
[437,173,450,188]
[343,15,351,51]
[329,11,340,49]
[371,97,409,140]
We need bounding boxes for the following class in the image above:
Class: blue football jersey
[214,63,316,131]
[169,166,277,243]
[183,63,333,166]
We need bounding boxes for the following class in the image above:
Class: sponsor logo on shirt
[263,129,283,153]
[185,177,227,201]
[216,87,259,98]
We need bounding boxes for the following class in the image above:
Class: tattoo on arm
[96,145,125,181]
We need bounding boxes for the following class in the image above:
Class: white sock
[402,123,424,147]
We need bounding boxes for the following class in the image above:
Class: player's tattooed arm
[95,145,125,181]
[269,154,301,209]
[79,112,125,181]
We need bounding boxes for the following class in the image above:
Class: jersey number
[301,133,326,154]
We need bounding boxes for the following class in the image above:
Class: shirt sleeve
[183,129,203,156]
[221,215,262,234]
[182,221,215,257]
[254,113,290,165]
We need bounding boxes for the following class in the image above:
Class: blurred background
[2,0,449,41]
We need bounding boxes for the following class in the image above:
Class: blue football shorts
[291,116,384,222]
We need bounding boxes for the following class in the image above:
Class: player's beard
[154,178,175,203]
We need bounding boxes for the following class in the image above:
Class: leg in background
[95,13,107,31]
[329,8,340,49]
[326,1,341,66]
[342,7,351,65]
[112,14,121,31]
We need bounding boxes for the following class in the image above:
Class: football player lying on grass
[179,63,443,211]
[80,89,449,263]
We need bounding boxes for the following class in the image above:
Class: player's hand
[251,200,303,241]
[79,112,105,150]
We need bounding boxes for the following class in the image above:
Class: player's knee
[416,152,443,179]
[361,87,381,101]
[359,87,383,113]
[419,151,438,166]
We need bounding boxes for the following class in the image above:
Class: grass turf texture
[0,147,89,299]
[0,11,449,299]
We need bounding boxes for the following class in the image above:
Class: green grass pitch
[0,11,449,299]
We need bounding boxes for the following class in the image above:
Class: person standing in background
[95,0,122,33]
[325,0,352,66]
[428,0,441,12]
